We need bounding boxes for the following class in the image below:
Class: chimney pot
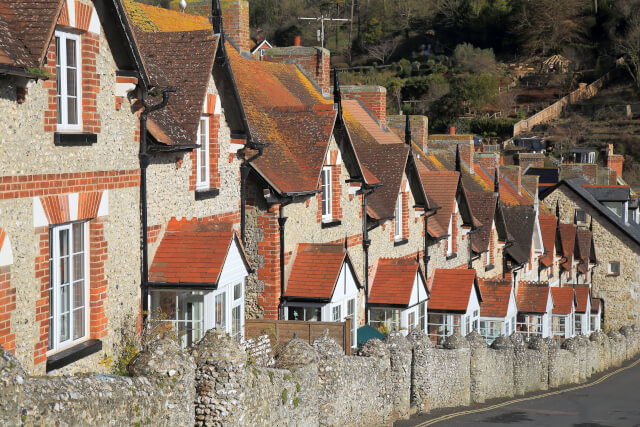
[449,126,455,135]
[294,35,301,46]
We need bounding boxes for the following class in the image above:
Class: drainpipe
[278,203,288,320]
[139,87,175,317]
[362,187,373,323]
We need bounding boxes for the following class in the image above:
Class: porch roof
[516,282,551,314]
[149,218,249,286]
[428,268,479,312]
[574,286,591,313]
[478,279,512,318]
[369,257,426,307]
[551,287,575,315]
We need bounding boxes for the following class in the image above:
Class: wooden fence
[245,318,352,356]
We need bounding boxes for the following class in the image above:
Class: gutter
[278,203,288,320]
[0,65,50,80]
[139,86,175,318]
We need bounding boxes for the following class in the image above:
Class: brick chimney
[429,134,474,174]
[262,46,331,96]
[517,153,545,171]
[340,85,387,126]
[220,0,250,53]
[500,165,522,194]
[606,143,624,179]
[475,152,500,177]
[386,115,428,152]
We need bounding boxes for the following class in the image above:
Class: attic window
[394,194,402,241]
[574,209,586,224]
[196,116,209,189]
[55,31,81,131]
[321,167,332,222]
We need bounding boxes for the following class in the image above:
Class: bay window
[48,222,89,352]
[516,314,544,338]
[321,167,332,222]
[370,308,401,333]
[55,31,81,130]
[287,305,322,321]
[480,320,502,344]
[427,313,460,345]
[196,116,210,189]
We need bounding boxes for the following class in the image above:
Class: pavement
[396,356,640,427]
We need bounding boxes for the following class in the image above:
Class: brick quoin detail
[257,204,281,320]
[0,170,140,200]
[328,234,363,248]
[33,227,50,366]
[190,112,221,191]
[402,190,409,239]
[89,218,108,339]
[331,164,342,220]
[452,212,458,254]
[0,265,16,354]
[81,32,101,133]
[489,230,495,265]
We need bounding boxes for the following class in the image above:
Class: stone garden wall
[1,326,640,426]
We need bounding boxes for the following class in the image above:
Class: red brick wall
[331,164,342,220]
[221,0,250,53]
[0,170,140,201]
[402,190,409,239]
[33,227,50,366]
[189,106,221,191]
[607,155,624,179]
[475,153,499,177]
[147,224,162,244]
[257,204,281,319]
[0,265,16,354]
[500,166,522,194]
[89,218,108,339]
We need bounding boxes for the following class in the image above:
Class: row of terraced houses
[1,0,638,375]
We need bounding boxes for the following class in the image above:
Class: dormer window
[196,116,209,189]
[55,31,81,130]
[394,194,402,240]
[321,166,332,222]
[574,209,586,224]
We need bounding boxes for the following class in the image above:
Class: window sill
[195,188,220,200]
[485,264,494,272]
[606,273,620,277]
[321,220,341,229]
[54,132,98,146]
[446,253,458,261]
[394,238,408,247]
[46,339,102,372]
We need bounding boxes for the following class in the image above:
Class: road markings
[414,357,640,426]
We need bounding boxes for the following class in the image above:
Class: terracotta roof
[575,229,594,273]
[227,44,340,194]
[590,298,601,314]
[284,243,355,300]
[428,269,479,312]
[574,286,590,313]
[539,215,557,267]
[369,257,425,306]
[551,287,575,315]
[478,279,513,318]
[516,282,551,314]
[342,100,412,219]
[475,163,534,206]
[0,0,63,68]
[134,30,219,146]
[466,191,498,252]
[418,169,460,237]
[124,0,210,32]
[149,218,248,285]
[503,205,536,265]
[558,224,577,270]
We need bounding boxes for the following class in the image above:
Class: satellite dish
[179,0,187,12]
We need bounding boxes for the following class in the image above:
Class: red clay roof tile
[478,279,513,318]
[516,282,551,314]
[539,215,557,267]
[418,170,460,236]
[558,224,577,270]
[284,243,350,299]
[574,286,591,313]
[428,269,478,312]
[551,287,575,315]
[369,257,423,306]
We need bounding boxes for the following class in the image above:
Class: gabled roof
[542,178,640,247]
[478,279,513,318]
[342,100,426,219]
[591,298,601,314]
[582,184,630,202]
[124,0,211,32]
[428,269,481,312]
[284,243,359,300]
[227,44,343,195]
[575,229,594,273]
[551,287,575,315]
[475,162,535,207]
[466,191,498,252]
[418,169,460,237]
[574,286,591,314]
[503,205,536,265]
[149,218,249,286]
[516,282,552,314]
[0,0,63,68]
[558,223,576,270]
[539,215,557,267]
[369,257,427,307]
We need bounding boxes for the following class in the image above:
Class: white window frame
[286,303,323,321]
[370,308,401,333]
[516,313,544,338]
[446,216,453,257]
[196,116,210,189]
[394,193,403,240]
[231,282,244,341]
[149,289,205,348]
[427,313,461,346]
[479,320,503,345]
[608,261,620,275]
[574,209,586,224]
[48,222,89,353]
[55,31,81,131]
[321,166,332,222]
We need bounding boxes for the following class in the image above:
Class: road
[397,357,640,427]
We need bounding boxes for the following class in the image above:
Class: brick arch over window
[0,226,16,353]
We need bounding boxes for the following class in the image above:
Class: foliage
[456,72,500,109]
[466,117,517,137]
[452,43,497,74]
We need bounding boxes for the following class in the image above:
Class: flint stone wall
[0,340,195,426]
[468,332,515,403]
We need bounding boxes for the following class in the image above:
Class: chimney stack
[605,143,624,180]
[386,115,429,153]
[499,165,522,195]
[219,0,250,53]
[340,85,387,126]
[262,47,331,96]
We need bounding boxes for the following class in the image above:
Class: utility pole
[298,15,351,49]
[348,0,355,66]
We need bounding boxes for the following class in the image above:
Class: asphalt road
[397,357,640,427]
